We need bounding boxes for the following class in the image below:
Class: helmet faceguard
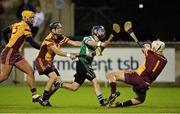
[151,40,165,52]
[91,25,106,40]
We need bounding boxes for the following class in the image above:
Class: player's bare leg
[15,59,36,93]
[92,78,101,95]
[49,76,63,96]
[63,82,80,91]
[106,71,125,104]
[15,59,40,102]
[107,71,147,107]
[38,72,58,106]
[92,77,108,106]
[45,72,57,98]
[0,64,13,82]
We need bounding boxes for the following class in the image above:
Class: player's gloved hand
[101,41,110,48]
[143,43,151,49]
[142,43,151,52]
[69,54,77,60]
[66,53,77,60]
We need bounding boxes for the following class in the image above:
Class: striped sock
[97,94,105,104]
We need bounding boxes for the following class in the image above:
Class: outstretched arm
[67,40,81,47]
[87,40,110,48]
[49,45,67,57]
[26,37,41,50]
[49,45,76,60]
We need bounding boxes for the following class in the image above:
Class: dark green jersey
[78,35,98,65]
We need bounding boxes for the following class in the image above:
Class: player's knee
[50,76,58,81]
[71,85,78,91]
[26,67,34,76]
[0,74,9,81]
[106,72,113,80]
[93,78,100,85]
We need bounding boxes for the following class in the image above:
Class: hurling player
[1,10,41,103]
[106,40,167,107]
[35,22,81,106]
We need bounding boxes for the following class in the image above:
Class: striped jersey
[6,21,32,52]
[37,33,69,62]
[78,35,98,65]
[136,50,167,83]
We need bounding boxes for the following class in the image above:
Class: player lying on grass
[35,22,81,106]
[0,10,41,103]
[106,40,167,107]
[59,25,110,106]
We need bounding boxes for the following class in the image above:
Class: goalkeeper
[106,40,167,107]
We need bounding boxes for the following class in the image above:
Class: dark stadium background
[73,0,180,41]
[0,0,180,42]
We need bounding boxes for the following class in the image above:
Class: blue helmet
[91,25,105,35]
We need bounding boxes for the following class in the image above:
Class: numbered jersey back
[137,50,167,83]
[7,21,32,52]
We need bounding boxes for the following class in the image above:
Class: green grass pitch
[0,86,180,113]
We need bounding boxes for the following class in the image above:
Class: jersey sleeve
[83,36,93,44]
[26,37,40,49]
[63,36,70,43]
[44,38,54,46]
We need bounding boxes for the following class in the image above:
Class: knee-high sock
[117,100,133,107]
[110,82,116,95]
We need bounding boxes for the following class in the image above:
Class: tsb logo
[117,56,139,70]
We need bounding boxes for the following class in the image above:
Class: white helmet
[151,40,165,52]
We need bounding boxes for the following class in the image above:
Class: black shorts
[74,60,96,85]
[35,58,60,77]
